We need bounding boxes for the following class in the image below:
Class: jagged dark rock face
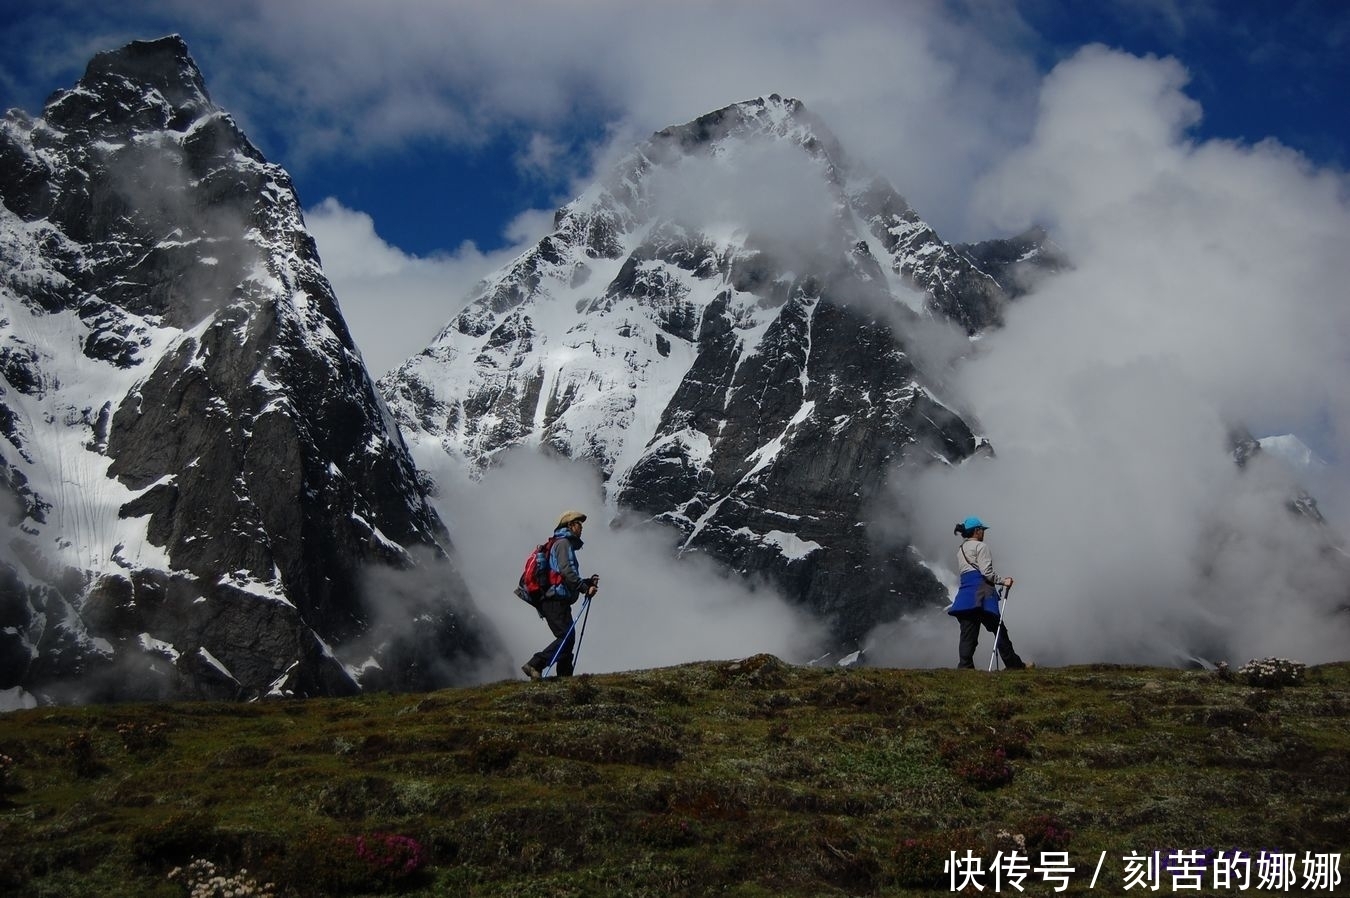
[957,226,1067,304]
[381,95,1063,646]
[619,284,978,640]
[0,36,503,704]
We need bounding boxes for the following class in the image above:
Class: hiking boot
[521,663,542,681]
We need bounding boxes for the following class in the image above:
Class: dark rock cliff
[0,36,503,703]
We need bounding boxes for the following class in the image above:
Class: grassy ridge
[0,657,1347,897]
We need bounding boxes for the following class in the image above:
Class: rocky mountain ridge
[0,36,502,706]
[3,38,1335,703]
[379,94,1065,645]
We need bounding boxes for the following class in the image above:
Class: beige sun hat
[557,510,588,528]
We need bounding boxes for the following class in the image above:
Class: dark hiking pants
[955,609,1025,669]
[529,598,577,676]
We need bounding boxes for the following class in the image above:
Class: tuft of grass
[0,660,1346,896]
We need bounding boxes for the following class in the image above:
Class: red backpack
[515,535,564,605]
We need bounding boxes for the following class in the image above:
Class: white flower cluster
[167,858,276,898]
[1238,657,1306,688]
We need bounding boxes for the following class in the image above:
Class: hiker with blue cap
[949,516,1027,670]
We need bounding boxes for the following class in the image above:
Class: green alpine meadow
[1,657,1346,897]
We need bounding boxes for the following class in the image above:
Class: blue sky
[1,0,1348,378]
[3,1,1344,256]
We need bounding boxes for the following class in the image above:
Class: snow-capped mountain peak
[379,95,1063,644]
[1,36,502,705]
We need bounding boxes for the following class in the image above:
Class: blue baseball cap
[962,516,990,530]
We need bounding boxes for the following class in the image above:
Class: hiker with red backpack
[519,510,599,679]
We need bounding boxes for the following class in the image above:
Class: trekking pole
[572,595,594,671]
[988,584,1011,672]
[570,576,599,672]
[543,594,591,676]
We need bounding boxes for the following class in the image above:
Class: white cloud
[9,1,1347,671]
[515,133,566,179]
[973,46,1350,456]
[644,137,842,257]
[423,448,827,677]
[131,0,1040,242]
[874,46,1350,669]
[305,197,548,377]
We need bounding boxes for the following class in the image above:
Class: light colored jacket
[956,539,998,583]
[949,538,1001,615]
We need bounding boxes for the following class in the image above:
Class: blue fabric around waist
[948,568,1000,615]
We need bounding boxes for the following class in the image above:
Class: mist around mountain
[379,87,1350,677]
[379,94,1067,666]
[0,36,505,709]
[2,36,1348,708]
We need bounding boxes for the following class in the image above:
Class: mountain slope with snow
[0,37,502,706]
[380,96,1064,644]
